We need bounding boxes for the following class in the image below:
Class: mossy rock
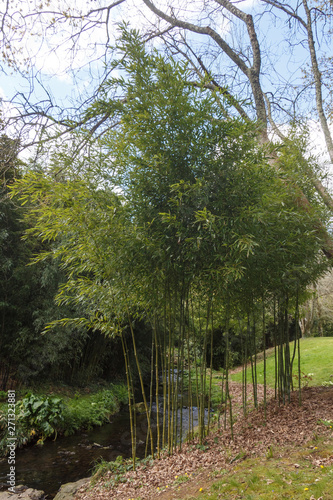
[53,478,90,500]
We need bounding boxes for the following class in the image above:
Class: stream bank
[0,408,137,498]
[74,385,333,500]
[0,394,208,498]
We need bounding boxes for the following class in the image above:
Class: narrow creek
[0,397,209,498]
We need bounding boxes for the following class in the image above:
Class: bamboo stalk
[126,308,154,457]
[121,332,136,470]
[262,300,266,420]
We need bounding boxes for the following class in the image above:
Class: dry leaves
[75,384,333,500]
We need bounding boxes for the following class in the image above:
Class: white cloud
[237,0,260,11]
[307,120,331,160]
[3,0,259,99]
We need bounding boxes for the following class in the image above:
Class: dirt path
[75,383,333,500]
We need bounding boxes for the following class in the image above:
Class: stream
[0,397,209,498]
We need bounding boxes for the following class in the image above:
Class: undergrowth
[0,383,128,456]
[91,455,154,488]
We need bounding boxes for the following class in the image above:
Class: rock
[134,402,145,413]
[21,489,44,500]
[53,478,90,500]
[0,485,45,499]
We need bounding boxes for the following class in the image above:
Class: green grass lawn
[185,436,333,500]
[230,337,333,388]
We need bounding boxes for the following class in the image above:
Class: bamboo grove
[13,28,330,466]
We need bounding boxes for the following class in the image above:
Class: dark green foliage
[318,320,333,337]
[0,391,7,402]
[18,393,65,437]
[0,135,146,388]
[264,319,298,348]
[61,387,128,435]
[0,393,65,455]
[206,328,247,370]
[0,383,128,455]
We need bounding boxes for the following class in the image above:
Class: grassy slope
[155,338,333,500]
[230,337,333,388]
[165,435,333,500]
[182,338,333,499]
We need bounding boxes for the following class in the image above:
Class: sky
[0,0,277,105]
[0,0,332,171]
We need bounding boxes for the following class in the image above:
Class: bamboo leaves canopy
[13,26,331,457]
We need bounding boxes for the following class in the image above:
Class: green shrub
[91,455,129,483]
[0,393,65,455]
[109,383,128,404]
[0,410,31,453]
[0,391,8,402]
[91,455,153,487]
[62,385,128,436]
[0,383,128,455]
[18,393,65,439]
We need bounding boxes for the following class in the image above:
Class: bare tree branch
[302,0,333,163]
